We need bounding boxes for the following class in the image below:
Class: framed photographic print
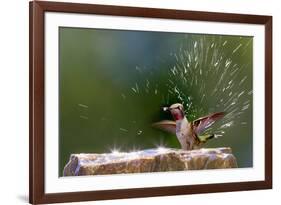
[29,1,272,204]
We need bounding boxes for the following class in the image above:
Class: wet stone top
[63,147,237,176]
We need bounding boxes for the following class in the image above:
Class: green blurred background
[59,27,253,176]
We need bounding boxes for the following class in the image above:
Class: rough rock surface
[63,147,237,176]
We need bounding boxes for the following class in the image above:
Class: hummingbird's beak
[163,107,170,112]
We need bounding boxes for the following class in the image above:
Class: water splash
[165,35,252,135]
[125,34,252,137]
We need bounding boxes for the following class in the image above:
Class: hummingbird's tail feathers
[152,120,176,134]
[198,134,215,143]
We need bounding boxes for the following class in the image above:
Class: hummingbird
[152,103,225,150]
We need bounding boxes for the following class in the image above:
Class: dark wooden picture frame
[29,1,272,204]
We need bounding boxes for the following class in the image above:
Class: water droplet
[238,91,245,98]
[121,94,126,99]
[233,44,242,53]
[79,115,88,120]
[220,121,234,129]
[242,104,250,111]
[78,104,88,108]
[194,41,197,48]
[239,76,247,85]
[119,128,128,132]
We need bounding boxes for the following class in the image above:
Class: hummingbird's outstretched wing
[152,120,176,134]
[192,112,225,135]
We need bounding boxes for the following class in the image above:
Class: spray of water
[125,34,253,137]
[166,35,252,135]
